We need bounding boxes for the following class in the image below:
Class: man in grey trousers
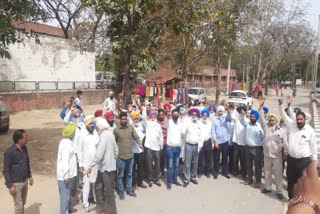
[88,117,119,214]
[183,108,201,188]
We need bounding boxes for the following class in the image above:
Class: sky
[306,0,320,31]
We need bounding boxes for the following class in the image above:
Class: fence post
[13,81,15,91]
[56,81,58,90]
[88,82,90,89]
[73,82,75,90]
[36,81,39,91]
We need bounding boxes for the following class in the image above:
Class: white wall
[0,34,95,82]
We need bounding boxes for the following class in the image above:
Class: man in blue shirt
[212,105,231,179]
[240,109,265,188]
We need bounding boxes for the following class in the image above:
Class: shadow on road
[25,202,42,214]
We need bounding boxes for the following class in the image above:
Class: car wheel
[0,126,9,133]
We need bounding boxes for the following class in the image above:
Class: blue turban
[201,109,210,118]
[175,104,184,113]
[209,105,217,113]
[250,109,260,121]
[263,107,269,114]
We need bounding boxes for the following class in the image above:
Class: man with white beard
[88,118,118,214]
[78,115,99,212]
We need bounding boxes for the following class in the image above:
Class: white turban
[217,105,225,112]
[95,117,110,130]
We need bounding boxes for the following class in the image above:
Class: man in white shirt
[103,91,118,116]
[88,118,118,214]
[166,109,185,190]
[198,109,213,178]
[231,106,247,180]
[57,124,78,214]
[78,115,99,211]
[183,108,201,187]
[279,99,317,199]
[145,111,164,187]
[74,90,83,109]
[130,111,148,189]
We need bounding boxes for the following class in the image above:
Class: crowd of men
[3,90,318,214]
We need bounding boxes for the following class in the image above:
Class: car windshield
[188,89,199,95]
[230,92,246,98]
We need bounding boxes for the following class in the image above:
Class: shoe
[244,180,253,185]
[138,183,148,189]
[206,174,211,179]
[198,173,203,178]
[148,181,153,187]
[84,206,90,212]
[119,192,125,200]
[223,174,231,179]
[167,184,172,190]
[69,208,77,213]
[183,182,189,188]
[276,193,284,200]
[213,175,218,179]
[154,180,161,187]
[127,191,137,197]
[190,179,198,185]
[261,189,271,194]
[173,181,182,186]
[254,183,261,189]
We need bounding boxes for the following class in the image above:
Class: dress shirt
[113,125,141,159]
[280,105,317,160]
[212,114,231,144]
[3,145,32,188]
[199,118,212,146]
[145,121,164,151]
[241,117,264,147]
[231,111,246,146]
[90,129,118,173]
[166,119,185,147]
[78,128,100,169]
[259,109,288,158]
[185,118,201,145]
[57,139,77,181]
[132,122,145,153]
[103,97,118,113]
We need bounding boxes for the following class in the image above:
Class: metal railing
[0,80,116,92]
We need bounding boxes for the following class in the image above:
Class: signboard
[296,79,302,85]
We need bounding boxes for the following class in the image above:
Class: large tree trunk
[120,50,134,108]
[254,51,262,97]
[215,53,221,105]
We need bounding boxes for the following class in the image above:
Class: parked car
[188,87,207,106]
[228,90,253,109]
[0,99,10,132]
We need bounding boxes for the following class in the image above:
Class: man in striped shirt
[158,109,168,178]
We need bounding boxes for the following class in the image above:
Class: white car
[188,87,207,105]
[228,90,253,109]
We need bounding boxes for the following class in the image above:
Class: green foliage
[0,0,47,59]
[87,0,167,73]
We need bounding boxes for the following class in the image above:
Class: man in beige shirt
[259,100,288,200]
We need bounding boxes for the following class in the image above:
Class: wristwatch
[288,195,320,214]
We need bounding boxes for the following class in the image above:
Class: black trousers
[245,146,263,183]
[145,148,161,182]
[133,152,145,186]
[228,145,234,173]
[95,170,117,214]
[198,139,213,175]
[160,145,168,174]
[287,155,311,199]
[213,142,229,175]
[233,144,247,179]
